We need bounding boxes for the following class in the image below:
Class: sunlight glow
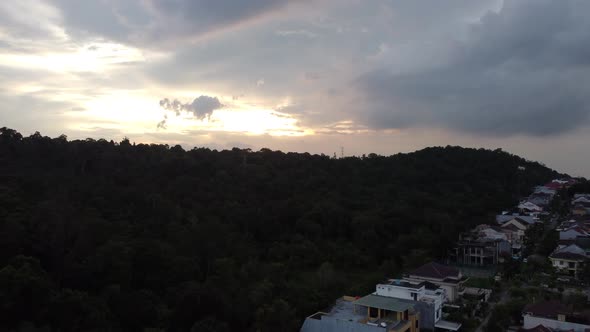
[63,92,313,137]
[0,42,150,73]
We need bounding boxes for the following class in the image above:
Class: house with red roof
[403,262,467,302]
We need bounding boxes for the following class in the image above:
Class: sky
[1,0,589,177]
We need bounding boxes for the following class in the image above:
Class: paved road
[474,290,509,332]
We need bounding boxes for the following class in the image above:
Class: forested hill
[0,127,560,332]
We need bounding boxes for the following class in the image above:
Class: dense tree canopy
[0,127,560,331]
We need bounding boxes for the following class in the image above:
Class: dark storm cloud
[160,96,224,120]
[359,0,590,136]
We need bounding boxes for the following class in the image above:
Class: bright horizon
[1,0,589,177]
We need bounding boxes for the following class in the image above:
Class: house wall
[376,284,423,301]
[550,258,582,277]
[404,277,458,302]
[375,283,443,325]
[523,315,590,332]
[405,300,434,331]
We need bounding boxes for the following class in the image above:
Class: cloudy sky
[1,0,589,176]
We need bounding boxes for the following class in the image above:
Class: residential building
[549,244,588,278]
[559,227,588,240]
[474,224,508,241]
[518,201,543,215]
[376,279,444,325]
[533,186,557,196]
[496,214,538,226]
[572,203,590,216]
[572,196,590,205]
[448,234,511,268]
[300,277,463,332]
[501,217,531,243]
[522,300,590,332]
[404,262,468,302]
[300,296,421,332]
[518,325,552,332]
[526,193,553,207]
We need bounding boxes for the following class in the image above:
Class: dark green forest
[0,127,561,332]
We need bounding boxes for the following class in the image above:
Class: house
[534,186,557,196]
[572,204,589,216]
[572,196,590,205]
[518,201,543,214]
[544,181,565,191]
[475,224,509,241]
[501,218,531,243]
[404,262,467,302]
[549,244,588,278]
[300,296,421,332]
[375,279,463,331]
[300,278,464,332]
[496,214,538,226]
[449,237,511,268]
[559,227,589,240]
[518,325,553,332]
[522,300,590,332]
[376,279,445,325]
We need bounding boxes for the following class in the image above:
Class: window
[569,262,575,268]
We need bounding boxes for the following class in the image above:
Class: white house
[404,262,466,302]
[549,244,588,278]
[518,201,543,214]
[500,218,529,243]
[474,224,508,241]
[376,279,445,324]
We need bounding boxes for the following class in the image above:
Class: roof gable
[501,219,527,230]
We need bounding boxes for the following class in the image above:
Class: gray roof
[354,294,414,312]
[496,214,538,225]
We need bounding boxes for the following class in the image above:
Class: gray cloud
[49,0,307,46]
[160,95,224,120]
[359,0,590,136]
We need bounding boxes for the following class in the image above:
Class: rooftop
[381,279,425,289]
[435,320,462,331]
[354,294,415,313]
[517,324,553,332]
[550,251,588,261]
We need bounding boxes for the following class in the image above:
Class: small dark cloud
[159,95,224,120]
[157,115,168,129]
